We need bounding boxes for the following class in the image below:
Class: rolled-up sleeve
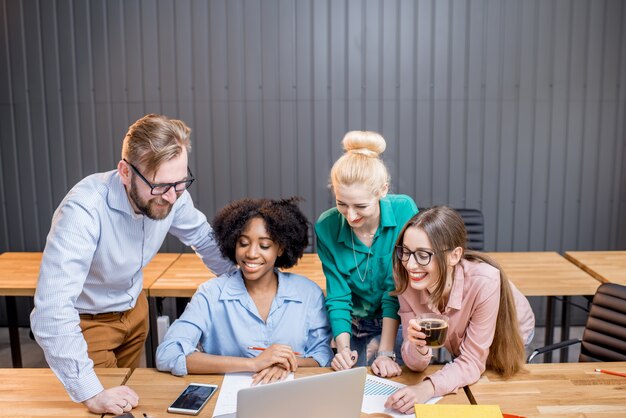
[156,290,208,376]
[316,231,354,337]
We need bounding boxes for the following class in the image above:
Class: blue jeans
[350,317,404,367]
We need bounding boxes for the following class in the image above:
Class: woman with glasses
[384,206,535,414]
[315,131,418,377]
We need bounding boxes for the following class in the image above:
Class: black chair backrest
[416,207,485,251]
[305,222,316,253]
[454,208,485,251]
[579,282,626,362]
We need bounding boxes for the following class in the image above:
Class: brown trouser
[79,292,149,368]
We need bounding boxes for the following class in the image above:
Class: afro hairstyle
[212,197,309,269]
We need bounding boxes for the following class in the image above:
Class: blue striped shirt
[30,170,233,402]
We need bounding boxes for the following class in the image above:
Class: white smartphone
[167,382,219,415]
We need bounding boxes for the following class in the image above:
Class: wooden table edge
[563,252,608,284]
[144,253,183,296]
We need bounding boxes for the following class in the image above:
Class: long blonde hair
[329,131,390,197]
[392,206,525,377]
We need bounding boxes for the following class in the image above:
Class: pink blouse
[399,259,535,397]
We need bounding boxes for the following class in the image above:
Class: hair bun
[342,131,386,157]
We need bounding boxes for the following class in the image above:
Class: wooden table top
[468,362,626,417]
[147,253,217,297]
[125,366,469,417]
[487,252,600,296]
[564,251,626,286]
[0,368,130,417]
[0,252,180,296]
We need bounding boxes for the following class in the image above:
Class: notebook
[220,367,367,418]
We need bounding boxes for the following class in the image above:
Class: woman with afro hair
[156,198,333,384]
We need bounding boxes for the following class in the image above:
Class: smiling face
[120,147,189,220]
[235,217,283,284]
[400,226,442,293]
[333,182,386,232]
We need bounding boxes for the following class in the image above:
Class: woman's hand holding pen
[331,346,358,371]
[406,319,430,355]
[253,344,298,373]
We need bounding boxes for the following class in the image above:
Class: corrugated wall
[1,0,625,254]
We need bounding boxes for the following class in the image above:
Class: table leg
[462,386,477,405]
[144,296,158,368]
[6,296,23,368]
[544,296,555,363]
[175,297,189,317]
[560,296,571,362]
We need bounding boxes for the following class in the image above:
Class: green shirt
[315,194,418,337]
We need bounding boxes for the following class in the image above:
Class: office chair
[305,222,316,253]
[454,208,485,251]
[527,282,626,363]
[418,207,485,251]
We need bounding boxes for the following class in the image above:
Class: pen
[248,346,302,356]
[595,368,626,378]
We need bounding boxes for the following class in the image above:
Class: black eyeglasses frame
[395,245,450,266]
[123,158,195,196]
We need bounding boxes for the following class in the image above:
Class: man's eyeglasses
[395,246,449,266]
[123,158,195,196]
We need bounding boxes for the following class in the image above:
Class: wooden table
[0,252,180,367]
[467,362,626,417]
[124,366,470,417]
[147,253,216,298]
[487,252,600,362]
[0,368,130,417]
[564,251,626,286]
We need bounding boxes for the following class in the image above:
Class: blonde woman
[385,206,535,414]
[315,131,418,377]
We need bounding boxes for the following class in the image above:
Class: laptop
[228,367,367,418]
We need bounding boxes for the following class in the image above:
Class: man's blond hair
[122,114,191,176]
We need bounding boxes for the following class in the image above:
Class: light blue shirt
[156,269,333,375]
[30,170,234,402]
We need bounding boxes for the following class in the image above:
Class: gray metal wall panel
[1,0,625,257]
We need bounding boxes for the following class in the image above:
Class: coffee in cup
[417,313,449,348]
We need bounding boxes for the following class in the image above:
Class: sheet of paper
[212,372,294,418]
[361,374,442,417]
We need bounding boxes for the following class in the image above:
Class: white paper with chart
[361,374,442,417]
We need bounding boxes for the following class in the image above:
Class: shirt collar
[107,171,143,219]
[337,195,397,245]
[219,270,303,304]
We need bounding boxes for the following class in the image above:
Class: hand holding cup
[408,313,449,350]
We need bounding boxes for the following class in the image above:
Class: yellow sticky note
[413,404,502,417]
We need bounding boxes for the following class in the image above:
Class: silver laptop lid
[236,367,367,418]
